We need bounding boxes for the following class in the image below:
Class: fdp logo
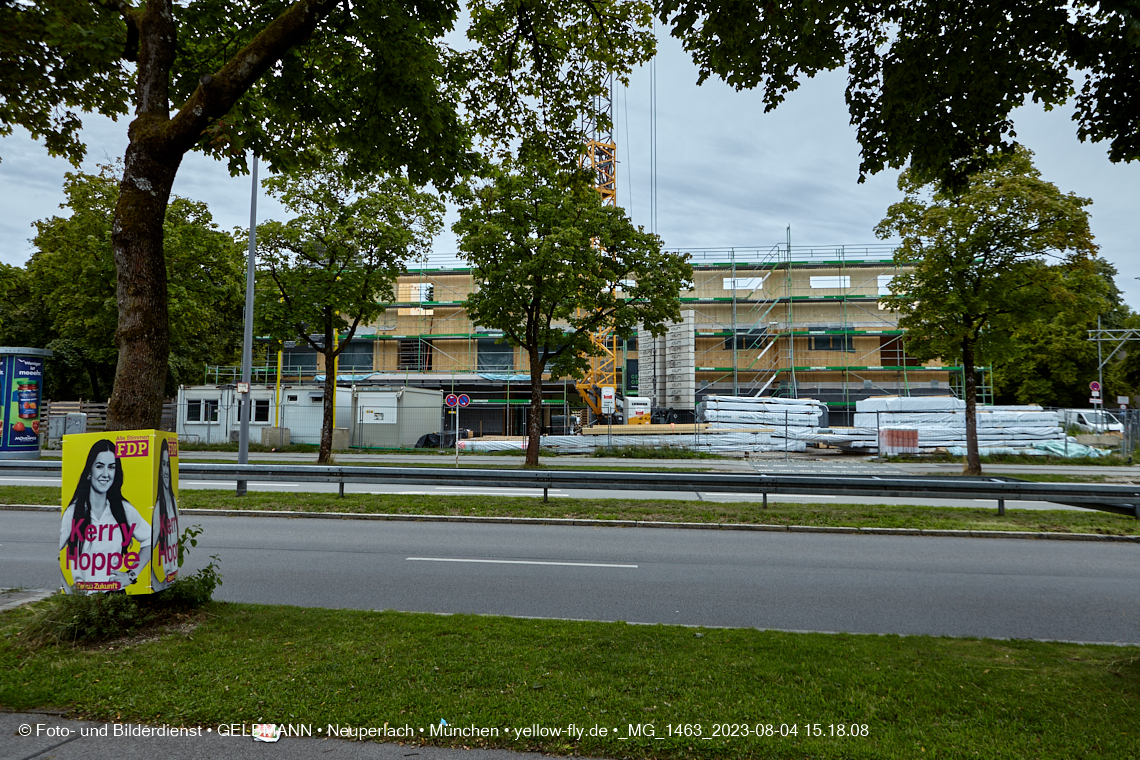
[115,438,150,458]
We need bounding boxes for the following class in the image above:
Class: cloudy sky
[2,31,1137,303]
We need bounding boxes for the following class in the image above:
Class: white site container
[352,386,444,448]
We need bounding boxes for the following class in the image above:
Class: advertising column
[0,347,52,459]
[59,430,180,595]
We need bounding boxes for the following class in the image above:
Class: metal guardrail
[3,460,1138,518]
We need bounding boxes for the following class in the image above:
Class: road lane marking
[407,557,636,568]
[433,486,565,493]
[185,480,298,487]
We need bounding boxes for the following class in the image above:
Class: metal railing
[3,460,1137,517]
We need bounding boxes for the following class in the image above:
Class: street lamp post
[237,156,258,495]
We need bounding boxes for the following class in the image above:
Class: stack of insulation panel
[826,396,1068,453]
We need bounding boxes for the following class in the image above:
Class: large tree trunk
[319,322,336,464]
[102,0,338,431]
[962,340,982,476]
[106,2,179,431]
[525,350,544,466]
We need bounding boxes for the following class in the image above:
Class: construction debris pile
[819,396,1078,455]
[455,395,1107,457]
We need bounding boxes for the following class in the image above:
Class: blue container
[0,347,52,459]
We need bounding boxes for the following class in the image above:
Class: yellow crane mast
[575,69,620,417]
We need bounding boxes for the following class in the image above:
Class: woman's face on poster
[161,448,171,489]
[90,451,117,495]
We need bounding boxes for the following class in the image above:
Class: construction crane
[575,68,620,418]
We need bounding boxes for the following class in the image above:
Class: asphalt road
[0,473,1082,511]
[3,511,1137,644]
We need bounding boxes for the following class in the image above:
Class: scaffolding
[212,241,998,427]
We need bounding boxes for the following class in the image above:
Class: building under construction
[218,243,983,433]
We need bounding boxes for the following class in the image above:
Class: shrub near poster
[59,430,180,595]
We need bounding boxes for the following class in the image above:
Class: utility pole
[237,156,258,495]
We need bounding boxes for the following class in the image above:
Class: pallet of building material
[579,423,709,435]
[703,409,821,426]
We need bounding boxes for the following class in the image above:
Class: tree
[657,0,1140,188]
[454,157,693,466]
[876,147,1097,474]
[992,259,1126,408]
[255,160,443,464]
[0,166,244,401]
[1,0,654,431]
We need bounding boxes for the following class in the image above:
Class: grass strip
[886,453,1133,467]
[2,603,1138,759]
[3,485,1137,536]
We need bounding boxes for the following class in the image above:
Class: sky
[2,31,1138,304]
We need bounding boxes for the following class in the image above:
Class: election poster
[59,430,180,595]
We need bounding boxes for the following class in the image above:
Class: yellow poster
[59,430,179,595]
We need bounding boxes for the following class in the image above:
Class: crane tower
[575,70,620,417]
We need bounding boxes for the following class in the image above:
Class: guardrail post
[997,498,1005,517]
[543,486,548,503]
[762,491,768,509]
[339,478,345,498]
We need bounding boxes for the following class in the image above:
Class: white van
[1060,408,1123,434]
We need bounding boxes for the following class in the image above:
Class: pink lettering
[109,552,122,571]
[85,525,97,542]
[69,519,86,543]
[92,552,106,571]
[120,523,137,547]
[98,524,107,541]
[79,552,91,570]
[124,551,139,570]
[66,548,79,569]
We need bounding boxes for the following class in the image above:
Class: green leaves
[462,0,656,167]
[254,156,444,354]
[877,147,1097,368]
[0,0,131,165]
[0,165,245,399]
[454,156,692,381]
[659,0,1140,188]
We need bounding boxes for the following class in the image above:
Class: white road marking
[0,476,61,483]
[185,480,298,487]
[703,493,836,500]
[433,486,565,493]
[407,557,637,568]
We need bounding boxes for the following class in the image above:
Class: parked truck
[1059,408,1123,434]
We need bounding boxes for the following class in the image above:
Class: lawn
[2,603,1137,759]
[3,485,1137,536]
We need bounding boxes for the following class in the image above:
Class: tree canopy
[658,0,1140,187]
[255,159,444,463]
[991,259,1127,408]
[876,147,1098,473]
[0,166,244,401]
[0,0,656,430]
[454,156,693,464]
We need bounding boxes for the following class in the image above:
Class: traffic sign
[1090,381,1101,392]
[1090,397,1103,404]
[445,394,459,407]
[236,382,250,394]
[458,394,471,407]
[600,386,616,415]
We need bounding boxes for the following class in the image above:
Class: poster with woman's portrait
[59,430,179,595]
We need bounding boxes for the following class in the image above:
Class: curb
[0,588,55,612]
[3,503,1137,543]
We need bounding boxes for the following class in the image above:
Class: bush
[592,445,721,460]
[16,526,222,648]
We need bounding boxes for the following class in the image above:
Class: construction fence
[39,396,1134,458]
